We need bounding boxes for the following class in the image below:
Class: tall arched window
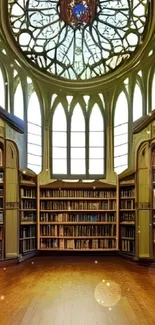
[27,92,42,174]
[133,84,143,121]
[114,92,128,175]
[152,73,155,111]
[14,83,24,120]
[0,69,5,109]
[52,103,67,174]
[71,104,85,174]
[89,104,104,174]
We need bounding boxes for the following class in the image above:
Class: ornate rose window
[8,0,148,80]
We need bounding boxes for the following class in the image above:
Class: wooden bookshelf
[152,145,155,258]
[118,170,136,256]
[38,181,118,251]
[0,143,4,259]
[19,169,37,256]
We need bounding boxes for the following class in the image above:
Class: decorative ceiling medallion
[60,0,97,29]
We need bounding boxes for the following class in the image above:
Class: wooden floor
[0,256,155,325]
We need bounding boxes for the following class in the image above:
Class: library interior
[0,0,155,324]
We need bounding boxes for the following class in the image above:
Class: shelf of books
[0,146,4,259]
[38,180,118,251]
[119,170,136,256]
[152,145,155,258]
[19,169,37,256]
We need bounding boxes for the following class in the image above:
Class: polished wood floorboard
[0,256,155,325]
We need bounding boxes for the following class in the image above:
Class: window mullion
[67,114,71,176]
[86,114,89,176]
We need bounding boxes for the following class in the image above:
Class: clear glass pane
[0,70,5,109]
[114,144,128,157]
[71,148,85,159]
[89,148,104,159]
[89,159,104,174]
[89,104,104,131]
[14,83,24,120]
[114,133,128,146]
[28,163,41,174]
[98,93,104,106]
[89,132,104,146]
[53,147,67,159]
[114,92,128,126]
[114,123,128,136]
[67,95,73,106]
[152,74,155,111]
[53,159,67,174]
[71,104,85,131]
[28,153,41,165]
[28,143,42,156]
[114,154,128,168]
[83,95,90,106]
[53,132,67,147]
[71,132,85,147]
[71,159,85,174]
[133,84,143,121]
[28,123,41,135]
[28,133,41,146]
[51,93,57,107]
[53,103,66,131]
[114,92,128,173]
[28,92,41,125]
[115,165,127,175]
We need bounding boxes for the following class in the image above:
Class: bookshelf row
[0,167,4,260]
[40,212,116,223]
[152,146,155,258]
[40,224,116,237]
[1,149,154,259]
[40,200,116,210]
[40,189,116,198]
[40,238,117,250]
[2,136,155,261]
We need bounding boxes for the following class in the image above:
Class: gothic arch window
[14,82,24,120]
[51,100,105,178]
[152,73,155,111]
[0,69,5,109]
[71,104,85,175]
[27,92,42,174]
[133,83,143,121]
[89,104,104,175]
[114,91,128,175]
[52,103,67,174]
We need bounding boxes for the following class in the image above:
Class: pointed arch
[52,103,67,174]
[152,73,155,111]
[27,92,42,174]
[114,91,128,174]
[133,83,143,121]
[71,104,85,174]
[0,69,5,109]
[89,104,104,174]
[14,82,24,120]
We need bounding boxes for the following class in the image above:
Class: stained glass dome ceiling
[8,0,149,81]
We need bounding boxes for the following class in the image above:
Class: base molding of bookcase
[117,251,138,261]
[18,250,38,263]
[38,249,118,257]
[0,257,19,268]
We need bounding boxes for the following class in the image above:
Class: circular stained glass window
[8,0,148,80]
